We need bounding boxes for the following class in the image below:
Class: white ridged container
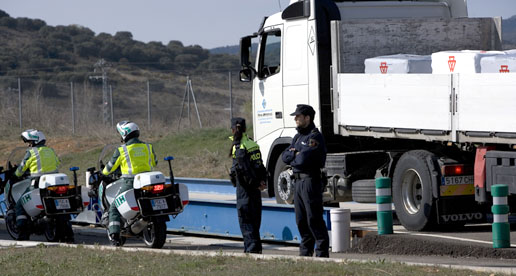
[481,51,516,73]
[431,50,504,74]
[365,54,432,74]
[330,208,350,252]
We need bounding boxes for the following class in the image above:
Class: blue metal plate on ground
[166,198,331,243]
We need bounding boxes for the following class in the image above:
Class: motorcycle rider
[8,129,60,240]
[102,121,157,246]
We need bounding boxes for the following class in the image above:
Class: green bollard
[376,177,393,235]
[491,184,510,248]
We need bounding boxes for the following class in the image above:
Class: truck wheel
[273,157,294,204]
[351,179,376,203]
[393,150,436,231]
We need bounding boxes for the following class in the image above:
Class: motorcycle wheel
[5,209,20,240]
[143,219,167,249]
[44,217,60,242]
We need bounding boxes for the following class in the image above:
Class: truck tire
[392,150,436,231]
[273,157,294,204]
[351,179,376,203]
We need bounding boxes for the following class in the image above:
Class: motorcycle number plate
[55,199,71,210]
[151,198,168,211]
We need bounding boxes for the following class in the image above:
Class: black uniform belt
[292,172,315,180]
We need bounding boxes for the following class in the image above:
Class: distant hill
[0,9,240,81]
[210,43,259,57]
[210,45,240,55]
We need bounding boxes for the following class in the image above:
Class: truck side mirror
[240,67,256,82]
[240,36,253,67]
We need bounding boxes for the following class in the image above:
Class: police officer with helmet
[6,129,61,240]
[102,121,157,246]
[282,104,329,257]
[229,117,267,253]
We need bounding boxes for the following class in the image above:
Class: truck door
[282,19,309,129]
[253,26,283,141]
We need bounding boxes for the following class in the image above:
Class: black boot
[17,224,30,241]
[110,233,122,246]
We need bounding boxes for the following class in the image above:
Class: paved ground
[1,218,516,275]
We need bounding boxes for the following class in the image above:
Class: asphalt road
[1,218,516,275]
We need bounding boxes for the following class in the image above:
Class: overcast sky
[2,0,515,49]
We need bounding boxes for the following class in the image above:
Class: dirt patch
[349,233,516,259]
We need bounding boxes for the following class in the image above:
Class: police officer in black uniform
[229,117,267,253]
[282,104,329,257]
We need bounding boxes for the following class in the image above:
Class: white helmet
[21,129,46,145]
[116,121,140,142]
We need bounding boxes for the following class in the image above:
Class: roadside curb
[1,239,515,275]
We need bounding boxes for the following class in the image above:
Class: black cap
[231,117,246,129]
[290,104,315,118]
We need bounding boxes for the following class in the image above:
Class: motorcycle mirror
[87,167,96,172]
[164,156,174,161]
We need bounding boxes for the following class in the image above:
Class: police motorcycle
[87,145,188,249]
[0,148,89,242]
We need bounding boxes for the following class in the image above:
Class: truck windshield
[258,30,281,79]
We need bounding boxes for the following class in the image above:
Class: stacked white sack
[431,50,504,74]
[364,54,432,74]
[481,50,516,73]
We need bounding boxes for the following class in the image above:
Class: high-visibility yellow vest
[102,143,156,177]
[15,146,60,177]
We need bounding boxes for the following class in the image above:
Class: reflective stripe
[493,197,508,206]
[32,148,42,174]
[122,174,135,178]
[121,145,133,176]
[31,170,58,177]
[16,215,28,220]
[146,144,152,169]
[376,188,391,197]
[494,214,509,223]
[109,221,121,227]
[377,203,392,212]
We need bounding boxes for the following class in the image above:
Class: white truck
[239,0,516,231]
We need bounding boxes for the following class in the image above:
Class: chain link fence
[0,71,251,137]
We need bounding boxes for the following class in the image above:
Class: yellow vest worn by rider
[102,138,157,177]
[15,145,60,177]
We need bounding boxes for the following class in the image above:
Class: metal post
[376,177,393,235]
[71,82,75,135]
[189,78,203,128]
[492,184,510,248]
[229,71,233,121]
[18,78,22,129]
[110,85,114,127]
[177,76,189,131]
[187,76,191,126]
[147,80,151,129]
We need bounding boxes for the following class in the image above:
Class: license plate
[55,199,71,210]
[442,175,474,186]
[151,198,168,211]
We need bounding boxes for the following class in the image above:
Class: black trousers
[236,185,262,253]
[294,176,329,257]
